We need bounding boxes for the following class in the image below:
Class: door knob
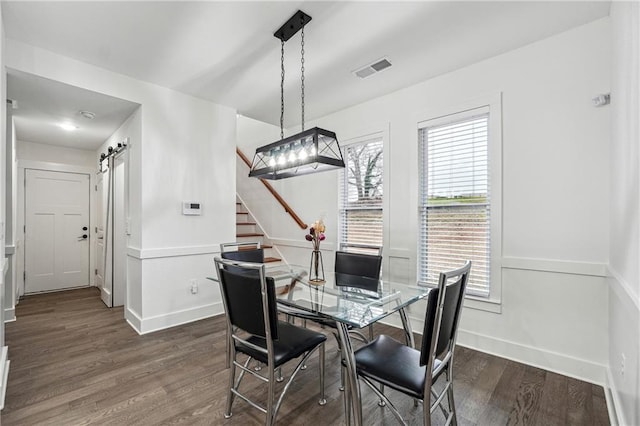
[78,234,88,241]
[82,226,88,231]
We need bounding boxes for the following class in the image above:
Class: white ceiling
[2,1,610,146]
[7,70,140,150]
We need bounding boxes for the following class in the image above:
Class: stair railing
[236,147,308,230]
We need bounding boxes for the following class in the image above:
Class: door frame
[17,160,97,299]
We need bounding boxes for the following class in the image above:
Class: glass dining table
[209,263,432,426]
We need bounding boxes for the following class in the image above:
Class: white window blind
[418,108,491,297]
[339,138,383,248]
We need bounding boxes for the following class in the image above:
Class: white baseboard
[100,287,112,308]
[130,302,225,335]
[604,367,623,426]
[456,329,606,385]
[125,307,143,334]
[0,346,9,410]
[4,307,15,323]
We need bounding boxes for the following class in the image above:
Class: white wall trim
[456,329,606,386]
[607,265,640,311]
[135,302,224,335]
[3,308,15,323]
[126,245,221,260]
[125,307,143,334]
[0,346,9,410]
[502,256,608,277]
[17,159,95,175]
[605,367,623,426]
[271,238,337,252]
[101,286,111,303]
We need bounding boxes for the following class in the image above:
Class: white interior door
[25,169,90,293]
[113,155,126,307]
[99,153,127,308]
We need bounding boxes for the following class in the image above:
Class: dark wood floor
[0,288,609,425]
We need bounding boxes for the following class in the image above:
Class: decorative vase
[309,250,325,284]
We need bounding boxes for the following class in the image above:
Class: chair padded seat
[236,320,327,368]
[354,334,441,399]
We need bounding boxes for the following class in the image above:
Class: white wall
[16,140,96,168]
[0,1,9,409]
[238,18,611,384]
[6,39,237,334]
[608,3,640,425]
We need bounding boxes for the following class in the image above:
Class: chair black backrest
[221,249,264,275]
[420,261,471,366]
[218,264,278,340]
[334,251,383,279]
[221,248,264,263]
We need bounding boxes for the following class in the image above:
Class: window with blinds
[339,138,383,248]
[418,107,491,297]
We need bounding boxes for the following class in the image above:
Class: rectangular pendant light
[249,127,345,180]
[249,10,345,180]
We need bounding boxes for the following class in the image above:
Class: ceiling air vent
[353,57,392,79]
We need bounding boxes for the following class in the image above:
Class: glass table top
[208,264,432,329]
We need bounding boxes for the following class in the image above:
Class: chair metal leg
[378,384,386,407]
[423,392,431,426]
[398,307,416,348]
[336,322,362,425]
[267,363,276,426]
[319,342,327,405]
[343,368,351,425]
[360,376,407,426]
[224,353,239,418]
[276,367,284,382]
[446,369,458,426]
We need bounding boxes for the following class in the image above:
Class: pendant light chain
[300,21,305,132]
[280,38,285,140]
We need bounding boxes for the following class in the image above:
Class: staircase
[235,200,282,263]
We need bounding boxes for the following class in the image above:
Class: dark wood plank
[0,288,610,425]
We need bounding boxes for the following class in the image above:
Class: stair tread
[236,212,249,215]
[236,222,257,226]
[237,233,264,237]
[239,245,273,250]
[264,257,281,263]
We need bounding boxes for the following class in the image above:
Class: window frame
[417,94,502,311]
[338,132,386,253]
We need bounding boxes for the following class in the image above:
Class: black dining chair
[219,241,265,366]
[214,257,327,425]
[353,260,471,426]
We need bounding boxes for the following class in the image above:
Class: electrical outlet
[620,353,626,377]
[190,279,198,295]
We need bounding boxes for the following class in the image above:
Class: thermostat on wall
[183,201,202,216]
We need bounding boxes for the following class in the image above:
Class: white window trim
[337,125,390,276]
[416,93,502,310]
